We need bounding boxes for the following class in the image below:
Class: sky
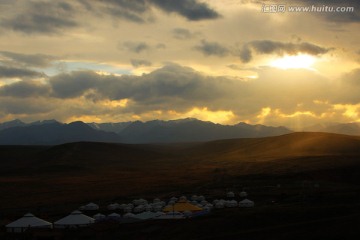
[0,0,359,129]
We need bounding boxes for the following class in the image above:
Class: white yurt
[84,202,99,211]
[168,200,176,205]
[107,203,120,211]
[239,191,248,198]
[6,213,52,233]
[179,196,187,202]
[133,205,145,213]
[239,199,254,208]
[54,210,95,228]
[93,213,106,221]
[154,212,165,217]
[191,195,198,201]
[135,211,159,220]
[119,204,128,210]
[215,202,225,209]
[170,197,178,202]
[226,200,238,208]
[107,213,121,221]
[205,203,214,209]
[226,191,235,198]
[123,206,133,213]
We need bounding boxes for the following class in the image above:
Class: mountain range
[0,118,291,145]
[1,118,359,145]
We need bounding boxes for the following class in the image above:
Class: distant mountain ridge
[0,121,121,145]
[0,118,292,145]
[1,118,360,145]
[115,119,291,143]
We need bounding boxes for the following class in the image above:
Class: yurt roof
[54,211,94,225]
[6,213,52,228]
[85,202,99,208]
[240,199,253,203]
[123,213,136,218]
[93,213,106,218]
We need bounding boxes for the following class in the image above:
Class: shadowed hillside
[1,132,360,211]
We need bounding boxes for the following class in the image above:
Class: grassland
[1,132,360,239]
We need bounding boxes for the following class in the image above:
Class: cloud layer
[0,63,358,127]
[0,0,358,127]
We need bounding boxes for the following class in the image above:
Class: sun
[270,54,316,70]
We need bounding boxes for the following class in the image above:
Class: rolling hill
[1,132,360,212]
[1,132,360,174]
[193,132,360,160]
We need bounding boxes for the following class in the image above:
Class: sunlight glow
[170,107,236,124]
[270,55,316,70]
[334,104,360,121]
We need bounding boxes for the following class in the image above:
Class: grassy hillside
[0,132,360,212]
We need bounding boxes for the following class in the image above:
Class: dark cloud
[0,51,56,68]
[85,0,220,23]
[195,40,229,57]
[1,0,220,35]
[0,65,45,78]
[238,40,331,62]
[131,59,152,67]
[43,64,239,113]
[123,41,150,53]
[0,80,50,98]
[238,45,252,63]
[1,1,77,34]
[131,64,232,101]
[148,0,220,21]
[101,0,148,13]
[101,0,149,23]
[0,97,53,114]
[172,28,198,40]
[251,40,330,55]
[49,71,99,98]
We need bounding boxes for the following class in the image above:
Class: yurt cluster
[5,191,254,233]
